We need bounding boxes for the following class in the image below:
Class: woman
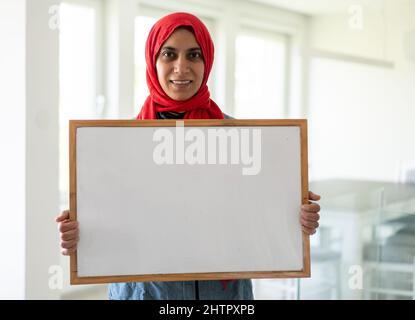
[56,12,321,300]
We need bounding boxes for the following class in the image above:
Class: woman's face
[156,28,205,101]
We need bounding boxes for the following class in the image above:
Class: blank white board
[70,120,310,284]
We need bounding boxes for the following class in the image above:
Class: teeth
[171,80,191,84]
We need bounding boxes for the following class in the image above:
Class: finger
[58,221,78,233]
[301,218,319,229]
[56,210,70,222]
[61,238,79,249]
[301,203,321,213]
[61,245,77,256]
[308,191,321,201]
[300,211,320,222]
[302,226,316,235]
[61,229,79,242]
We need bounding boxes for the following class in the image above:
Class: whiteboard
[69,120,310,284]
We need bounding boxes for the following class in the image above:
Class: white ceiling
[250,0,385,15]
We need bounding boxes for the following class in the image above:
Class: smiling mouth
[170,80,192,85]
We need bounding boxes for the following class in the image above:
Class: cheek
[155,60,167,85]
[195,63,205,85]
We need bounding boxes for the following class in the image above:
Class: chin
[170,94,194,101]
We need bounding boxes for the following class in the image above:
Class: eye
[188,51,202,60]
[161,50,176,59]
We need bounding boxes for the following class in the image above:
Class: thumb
[309,191,321,201]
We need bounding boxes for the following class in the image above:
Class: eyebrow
[160,46,201,51]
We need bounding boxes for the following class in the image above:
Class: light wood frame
[69,119,310,284]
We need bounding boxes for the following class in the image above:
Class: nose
[173,54,190,74]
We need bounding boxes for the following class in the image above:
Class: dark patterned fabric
[157,112,233,119]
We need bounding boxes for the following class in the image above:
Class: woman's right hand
[56,210,79,256]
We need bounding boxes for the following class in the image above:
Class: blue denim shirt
[108,279,254,300]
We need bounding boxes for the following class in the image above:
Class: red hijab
[137,12,224,120]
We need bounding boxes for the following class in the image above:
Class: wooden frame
[69,119,310,285]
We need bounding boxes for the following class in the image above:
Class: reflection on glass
[304,180,415,300]
[363,188,415,300]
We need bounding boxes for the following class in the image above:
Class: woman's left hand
[300,191,321,235]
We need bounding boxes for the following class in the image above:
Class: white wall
[0,0,61,299]
[307,0,415,182]
[25,0,61,299]
[0,0,26,300]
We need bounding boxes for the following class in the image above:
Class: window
[134,15,158,116]
[234,30,287,119]
[59,2,100,208]
[134,12,216,116]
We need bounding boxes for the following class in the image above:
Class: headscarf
[137,12,224,120]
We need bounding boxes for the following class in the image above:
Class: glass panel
[299,228,343,300]
[253,279,300,300]
[59,3,97,208]
[307,180,415,300]
[364,187,415,300]
[234,32,286,119]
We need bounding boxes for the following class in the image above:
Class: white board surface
[75,124,304,278]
